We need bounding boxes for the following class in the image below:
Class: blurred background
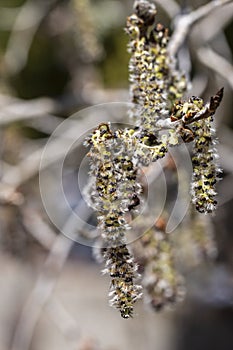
[0,0,233,349]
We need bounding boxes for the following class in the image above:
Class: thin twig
[0,96,57,126]
[0,88,128,126]
[168,0,233,57]
[22,207,56,250]
[190,3,233,45]
[197,46,233,90]
[0,103,127,195]
[11,200,92,350]
[46,297,81,346]
[4,0,57,74]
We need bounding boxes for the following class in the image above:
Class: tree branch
[168,0,233,57]
[197,46,233,90]
[11,200,91,350]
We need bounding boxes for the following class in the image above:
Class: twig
[190,3,233,44]
[46,297,81,345]
[27,116,65,134]
[11,200,91,350]
[0,182,24,205]
[0,103,127,194]
[4,0,57,74]
[22,207,56,250]
[0,88,128,126]
[0,96,57,126]
[197,46,233,90]
[168,0,233,57]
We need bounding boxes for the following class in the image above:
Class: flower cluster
[85,123,142,318]
[191,119,221,213]
[176,210,217,269]
[170,89,224,213]
[84,0,224,318]
[126,0,187,132]
[102,245,142,318]
[125,0,187,166]
[136,218,185,310]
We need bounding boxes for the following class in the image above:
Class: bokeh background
[0,0,233,349]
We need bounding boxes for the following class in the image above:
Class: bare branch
[197,46,233,90]
[4,0,57,74]
[22,207,56,250]
[0,95,57,125]
[168,0,233,57]
[190,5,233,45]
[11,200,92,350]
[46,298,81,345]
[0,88,128,126]
[0,104,127,194]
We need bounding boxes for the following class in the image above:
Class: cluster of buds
[102,245,142,318]
[125,0,187,167]
[170,88,224,213]
[136,218,185,310]
[85,123,142,318]
[120,127,169,167]
[126,0,187,132]
[84,0,224,318]
[191,118,221,213]
[175,209,217,269]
